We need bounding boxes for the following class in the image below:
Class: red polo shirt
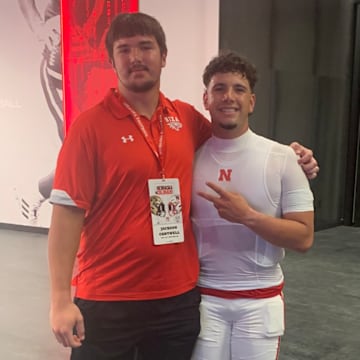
[51,89,211,300]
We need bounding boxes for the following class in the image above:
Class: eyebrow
[213,82,249,90]
[115,40,155,49]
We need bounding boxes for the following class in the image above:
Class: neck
[119,85,160,119]
[213,124,249,139]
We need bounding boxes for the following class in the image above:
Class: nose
[129,47,141,63]
[222,88,235,102]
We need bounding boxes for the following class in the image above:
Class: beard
[219,123,238,130]
[126,79,157,93]
[118,66,159,93]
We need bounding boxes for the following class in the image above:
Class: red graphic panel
[61,0,138,133]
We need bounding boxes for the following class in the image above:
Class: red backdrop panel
[61,0,138,133]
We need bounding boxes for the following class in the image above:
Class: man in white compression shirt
[191,52,314,360]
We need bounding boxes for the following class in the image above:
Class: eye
[234,86,246,93]
[235,85,250,94]
[141,44,153,50]
[139,42,155,51]
[116,46,130,54]
[213,85,225,92]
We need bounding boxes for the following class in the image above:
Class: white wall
[0,1,219,228]
[0,0,61,228]
[140,0,219,115]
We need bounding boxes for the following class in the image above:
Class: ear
[249,93,256,114]
[161,52,167,68]
[203,90,209,110]
[110,57,115,68]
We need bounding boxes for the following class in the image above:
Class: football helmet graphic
[150,195,166,217]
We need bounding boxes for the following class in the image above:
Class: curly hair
[202,51,258,92]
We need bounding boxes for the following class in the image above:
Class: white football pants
[191,294,285,360]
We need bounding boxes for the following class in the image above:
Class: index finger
[197,182,223,203]
[75,317,85,342]
[204,182,228,197]
[289,141,302,155]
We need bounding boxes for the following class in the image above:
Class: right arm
[48,204,85,348]
[198,182,314,252]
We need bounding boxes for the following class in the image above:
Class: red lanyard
[123,101,166,178]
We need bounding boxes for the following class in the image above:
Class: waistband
[198,282,284,299]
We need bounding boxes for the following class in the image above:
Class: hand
[290,142,319,180]
[198,182,251,223]
[50,302,85,348]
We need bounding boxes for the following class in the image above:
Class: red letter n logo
[218,169,232,182]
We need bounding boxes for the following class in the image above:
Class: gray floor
[281,226,360,360]
[0,226,359,360]
[0,228,69,360]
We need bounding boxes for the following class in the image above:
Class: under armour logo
[218,169,232,182]
[121,135,134,143]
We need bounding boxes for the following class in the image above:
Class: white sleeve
[280,146,314,213]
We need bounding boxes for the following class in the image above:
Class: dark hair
[105,12,167,60]
[202,51,258,92]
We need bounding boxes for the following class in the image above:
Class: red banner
[61,0,138,133]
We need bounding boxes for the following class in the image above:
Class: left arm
[198,182,314,253]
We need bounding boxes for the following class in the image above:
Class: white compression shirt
[191,129,314,291]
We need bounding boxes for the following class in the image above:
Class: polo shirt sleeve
[197,111,212,146]
[189,107,212,148]
[171,99,212,149]
[50,116,97,211]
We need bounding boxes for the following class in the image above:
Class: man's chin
[219,123,237,130]
[128,81,156,93]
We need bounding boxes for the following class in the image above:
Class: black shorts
[70,287,201,360]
